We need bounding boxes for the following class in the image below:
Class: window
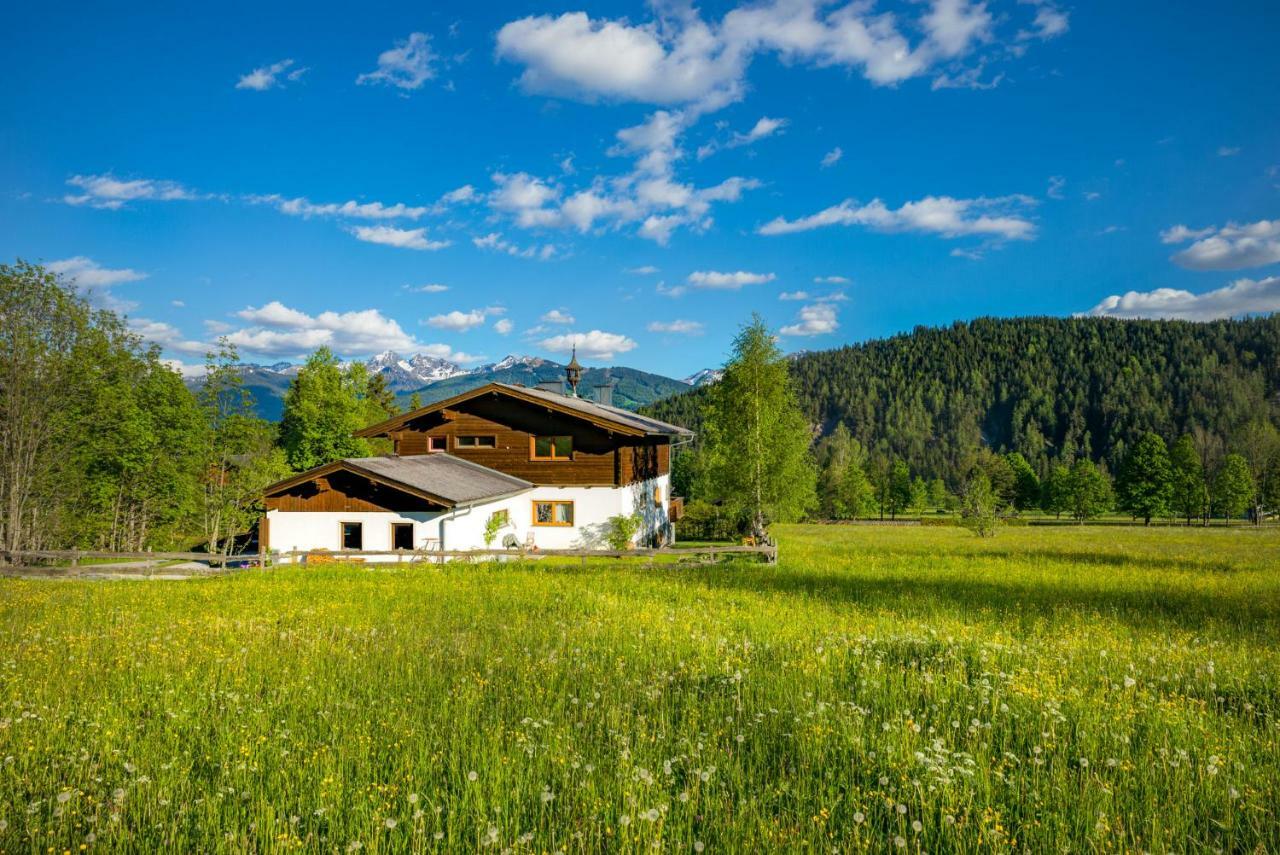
[391,522,414,550]
[531,435,573,460]
[532,500,574,526]
[455,435,496,449]
[341,522,363,550]
[427,436,446,453]
[653,484,663,507]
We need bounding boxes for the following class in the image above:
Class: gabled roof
[354,381,693,439]
[263,453,532,507]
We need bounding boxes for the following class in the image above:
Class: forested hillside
[645,316,1280,485]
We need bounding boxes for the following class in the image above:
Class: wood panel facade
[389,395,671,486]
[264,471,443,513]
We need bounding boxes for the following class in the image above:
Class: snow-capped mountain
[486,354,551,372]
[683,368,723,387]
[366,350,468,391]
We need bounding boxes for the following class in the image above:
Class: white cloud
[357,32,435,90]
[688,269,776,289]
[656,282,687,298]
[626,265,659,274]
[647,319,705,334]
[1217,146,1241,157]
[821,147,843,168]
[1017,0,1070,41]
[426,306,504,332]
[1163,219,1280,271]
[921,0,993,58]
[541,308,576,325]
[1082,276,1280,321]
[538,330,638,359]
[472,232,558,260]
[496,12,744,109]
[1047,175,1065,200]
[236,58,306,91]
[350,225,450,251]
[814,275,850,284]
[226,300,479,361]
[46,256,147,288]
[951,246,985,260]
[759,194,1036,242]
[779,290,809,301]
[780,302,839,337]
[259,195,430,220]
[406,283,449,293]
[700,116,788,159]
[494,318,514,335]
[489,171,561,227]
[64,173,201,209]
[131,319,209,355]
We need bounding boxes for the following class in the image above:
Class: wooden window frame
[390,522,414,551]
[454,435,497,450]
[340,521,363,551]
[530,435,574,461]
[427,435,447,453]
[532,500,575,527]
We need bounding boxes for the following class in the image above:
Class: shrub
[605,514,643,550]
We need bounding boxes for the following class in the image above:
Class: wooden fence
[0,543,776,575]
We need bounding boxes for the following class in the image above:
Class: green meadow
[1,525,1278,852]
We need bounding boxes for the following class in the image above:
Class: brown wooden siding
[264,471,443,513]
[391,394,670,486]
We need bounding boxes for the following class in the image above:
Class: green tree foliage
[926,477,950,511]
[279,347,373,471]
[1116,431,1173,525]
[888,459,913,520]
[604,514,643,550]
[1040,464,1071,518]
[702,316,817,538]
[959,472,999,537]
[1213,454,1255,524]
[198,341,291,556]
[837,444,876,519]
[1006,452,1040,511]
[1,261,205,552]
[1066,459,1113,522]
[1168,435,1206,525]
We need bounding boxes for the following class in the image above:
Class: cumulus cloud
[1082,276,1280,321]
[647,319,705,334]
[779,290,809,301]
[821,147,843,168]
[538,329,638,359]
[46,256,147,289]
[357,32,436,90]
[426,306,505,332]
[541,308,576,325]
[1017,0,1070,41]
[236,58,307,91]
[350,225,450,251]
[780,302,839,336]
[227,300,479,361]
[63,173,202,209]
[261,195,430,220]
[814,275,850,284]
[758,194,1036,242]
[130,319,210,355]
[688,269,776,289]
[493,318,514,335]
[1162,219,1280,271]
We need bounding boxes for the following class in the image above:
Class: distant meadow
[1,525,1277,852]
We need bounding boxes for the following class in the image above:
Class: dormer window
[427,436,446,453]
[531,436,573,460]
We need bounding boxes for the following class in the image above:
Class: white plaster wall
[268,476,674,558]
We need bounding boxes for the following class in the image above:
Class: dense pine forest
[646,315,1280,487]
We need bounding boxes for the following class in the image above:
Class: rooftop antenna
[565,344,582,397]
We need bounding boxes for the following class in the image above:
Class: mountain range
[187,352,703,420]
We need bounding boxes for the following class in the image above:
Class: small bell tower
[565,344,583,397]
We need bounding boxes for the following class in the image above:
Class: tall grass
[1,525,1277,851]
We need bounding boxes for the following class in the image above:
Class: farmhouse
[261,360,692,558]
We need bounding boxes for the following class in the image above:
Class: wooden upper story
[354,382,692,487]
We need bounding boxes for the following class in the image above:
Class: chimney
[593,381,615,407]
[536,379,565,395]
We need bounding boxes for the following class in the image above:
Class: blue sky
[3,0,1278,379]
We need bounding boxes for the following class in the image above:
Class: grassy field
[1,525,1277,852]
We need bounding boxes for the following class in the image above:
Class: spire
[566,344,583,396]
